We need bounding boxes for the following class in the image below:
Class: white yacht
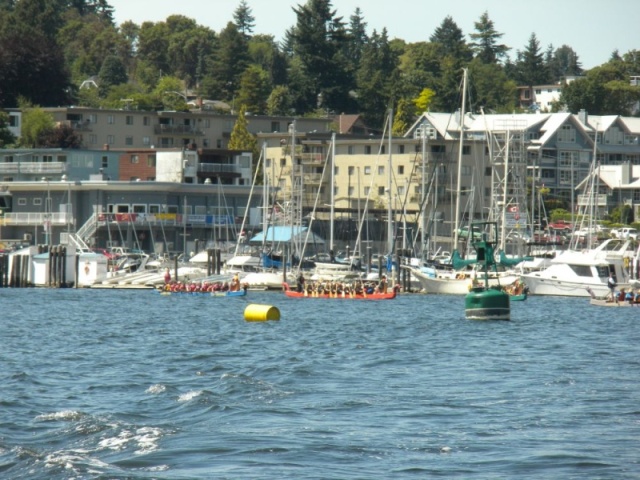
[521,239,633,297]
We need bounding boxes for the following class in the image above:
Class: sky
[107,0,640,70]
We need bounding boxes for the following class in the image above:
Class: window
[280,158,286,167]
[265,158,271,168]
[378,186,385,195]
[271,121,280,132]
[18,198,26,206]
[431,145,445,153]
[462,145,471,155]
[102,156,108,168]
[107,135,115,145]
[364,186,370,195]
[43,155,53,162]
[88,134,97,144]
[125,136,133,146]
[204,119,210,128]
[33,198,42,206]
[149,204,161,214]
[147,155,156,167]
[398,165,404,175]
[107,115,115,124]
[348,166,354,175]
[334,186,339,195]
[348,146,354,154]
[131,155,139,164]
[334,166,339,175]
[143,136,150,146]
[397,185,405,196]
[398,145,405,154]
[348,186,354,196]
[89,114,97,123]
[535,89,541,95]
[126,115,133,125]
[364,166,371,175]
[216,139,222,148]
[380,145,385,154]
[485,167,492,176]
[365,145,372,154]
[461,165,472,176]
[377,165,384,175]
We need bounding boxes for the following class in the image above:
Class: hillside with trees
[1,0,639,131]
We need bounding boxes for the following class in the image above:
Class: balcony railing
[3,212,73,226]
[154,124,204,135]
[198,164,240,175]
[0,162,67,174]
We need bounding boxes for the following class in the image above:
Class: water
[1,289,639,479]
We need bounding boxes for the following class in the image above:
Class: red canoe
[282,282,397,300]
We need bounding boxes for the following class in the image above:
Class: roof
[249,226,325,245]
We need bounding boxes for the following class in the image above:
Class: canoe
[156,288,247,297]
[282,282,396,300]
[509,293,527,301]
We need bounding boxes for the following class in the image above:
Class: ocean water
[1,289,639,479]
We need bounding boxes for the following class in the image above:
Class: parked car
[547,220,573,231]
[610,227,639,240]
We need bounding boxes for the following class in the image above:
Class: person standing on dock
[607,272,617,301]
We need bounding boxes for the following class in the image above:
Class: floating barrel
[244,304,280,322]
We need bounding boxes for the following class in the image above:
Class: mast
[387,108,393,255]
[421,126,427,260]
[453,68,467,249]
[330,132,335,254]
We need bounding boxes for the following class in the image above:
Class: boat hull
[282,283,396,300]
[409,267,519,295]
[589,298,635,307]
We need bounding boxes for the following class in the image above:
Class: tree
[468,58,516,112]
[228,105,259,175]
[38,124,82,148]
[0,111,16,147]
[429,16,472,63]
[355,28,399,128]
[514,33,551,86]
[19,103,55,148]
[233,0,255,37]
[469,11,509,64]
[346,7,368,67]
[413,88,435,113]
[98,55,128,96]
[392,98,415,136]
[291,0,353,114]
[235,65,271,114]
[203,22,249,102]
[547,45,583,81]
[266,85,292,115]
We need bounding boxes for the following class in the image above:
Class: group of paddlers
[160,273,246,293]
[293,274,398,297]
[607,288,640,304]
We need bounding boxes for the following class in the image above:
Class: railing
[198,164,240,174]
[96,212,237,227]
[76,212,98,241]
[3,212,73,225]
[153,124,204,135]
[0,162,67,174]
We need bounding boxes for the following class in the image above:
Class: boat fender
[244,304,280,322]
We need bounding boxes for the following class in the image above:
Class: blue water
[1,289,640,479]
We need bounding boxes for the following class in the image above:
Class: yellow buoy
[244,304,280,322]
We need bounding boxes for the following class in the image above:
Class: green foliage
[413,88,435,113]
[233,0,255,37]
[549,208,571,222]
[235,65,271,115]
[98,55,128,95]
[607,204,633,224]
[0,111,16,147]
[266,85,292,116]
[392,98,414,136]
[228,105,257,154]
[19,102,55,147]
[469,11,509,64]
[38,123,82,148]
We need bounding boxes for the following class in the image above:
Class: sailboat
[406,69,520,294]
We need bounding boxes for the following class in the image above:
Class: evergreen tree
[429,16,472,63]
[98,54,128,95]
[356,28,399,128]
[233,0,255,38]
[514,33,551,87]
[291,0,353,113]
[392,97,415,136]
[204,22,249,103]
[547,45,583,81]
[346,7,368,67]
[266,85,292,116]
[19,103,55,148]
[228,104,259,171]
[469,11,509,64]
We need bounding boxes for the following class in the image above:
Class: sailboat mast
[421,128,427,259]
[453,68,468,249]
[330,132,336,253]
[387,108,393,255]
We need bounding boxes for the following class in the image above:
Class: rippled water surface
[1,289,639,479]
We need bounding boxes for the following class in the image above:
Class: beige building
[32,107,332,151]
